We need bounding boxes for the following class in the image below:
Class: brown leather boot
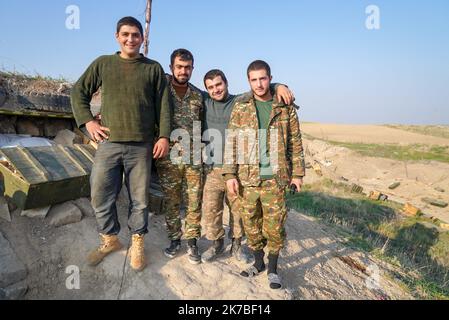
[87,234,123,266]
[130,234,146,271]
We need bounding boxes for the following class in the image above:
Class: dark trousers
[90,141,152,235]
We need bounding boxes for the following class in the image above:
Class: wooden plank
[29,147,82,180]
[0,148,46,184]
[0,149,27,180]
[57,145,88,175]
[74,144,95,163]
[0,109,74,119]
[16,147,51,181]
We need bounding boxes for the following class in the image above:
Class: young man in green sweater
[71,17,171,272]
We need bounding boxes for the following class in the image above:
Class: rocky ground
[0,186,412,300]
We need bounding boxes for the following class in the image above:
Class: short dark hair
[203,69,228,87]
[116,16,143,36]
[247,60,271,78]
[170,48,194,66]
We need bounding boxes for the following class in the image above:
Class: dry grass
[286,178,449,299]
[385,124,449,140]
[0,70,71,95]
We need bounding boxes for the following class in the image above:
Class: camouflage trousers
[240,179,288,255]
[202,166,245,241]
[155,158,202,240]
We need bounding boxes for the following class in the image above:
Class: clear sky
[1,0,448,125]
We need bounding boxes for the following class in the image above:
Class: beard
[172,75,189,85]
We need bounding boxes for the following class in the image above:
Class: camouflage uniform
[202,165,244,241]
[223,96,305,255]
[156,81,203,240]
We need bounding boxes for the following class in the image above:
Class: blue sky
[1,0,448,124]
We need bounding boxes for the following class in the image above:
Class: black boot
[164,239,181,259]
[201,238,225,263]
[187,238,201,265]
[241,249,265,277]
[268,253,282,289]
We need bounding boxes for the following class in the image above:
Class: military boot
[87,234,123,266]
[130,234,146,271]
[201,238,225,263]
[187,239,201,265]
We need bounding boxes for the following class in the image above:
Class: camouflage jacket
[167,76,203,165]
[222,94,305,187]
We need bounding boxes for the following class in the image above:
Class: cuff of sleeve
[76,114,95,128]
[159,128,171,139]
[223,174,237,181]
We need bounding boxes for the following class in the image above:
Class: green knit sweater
[71,53,171,142]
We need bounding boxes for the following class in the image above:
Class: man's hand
[153,137,169,159]
[290,177,304,193]
[276,85,295,105]
[226,178,240,197]
[85,120,110,142]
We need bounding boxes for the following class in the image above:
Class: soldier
[223,60,305,289]
[71,17,171,271]
[156,49,203,264]
[201,69,295,264]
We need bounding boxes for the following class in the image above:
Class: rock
[421,198,448,208]
[312,162,323,176]
[16,118,43,136]
[368,191,382,200]
[47,201,83,227]
[72,198,94,217]
[21,206,51,219]
[402,203,421,216]
[53,129,82,146]
[2,280,28,300]
[434,187,445,193]
[0,196,11,222]
[0,232,27,288]
[44,119,73,138]
[388,182,401,190]
[0,115,17,134]
[0,87,6,107]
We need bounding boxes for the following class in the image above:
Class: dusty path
[302,123,449,146]
[0,190,411,300]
